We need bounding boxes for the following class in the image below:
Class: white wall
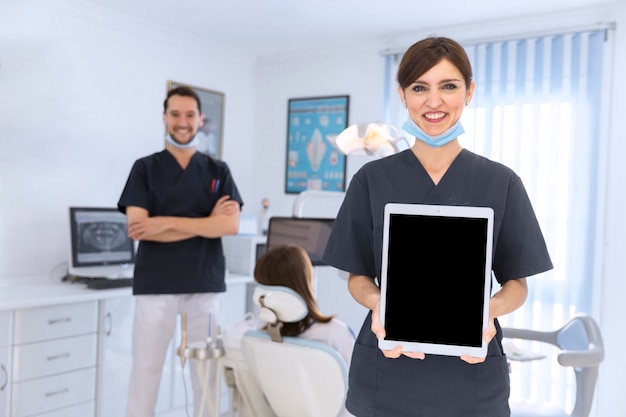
[0,0,257,279]
[1,0,625,415]
[592,6,626,416]
[248,44,388,217]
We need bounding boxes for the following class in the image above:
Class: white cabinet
[96,296,135,417]
[0,311,12,417]
[0,279,254,417]
[11,301,98,417]
[11,368,96,416]
[0,347,8,417]
[98,295,172,417]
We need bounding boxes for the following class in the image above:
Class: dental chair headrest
[252,284,308,342]
[253,284,308,323]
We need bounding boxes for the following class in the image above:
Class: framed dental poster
[284,95,349,194]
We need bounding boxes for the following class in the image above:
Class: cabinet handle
[47,353,70,361]
[48,317,71,325]
[0,364,7,391]
[45,388,69,397]
[105,312,112,336]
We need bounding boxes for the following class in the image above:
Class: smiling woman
[399,59,473,151]
[323,36,553,417]
[384,28,611,413]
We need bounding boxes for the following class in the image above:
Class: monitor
[68,207,135,279]
[266,217,334,266]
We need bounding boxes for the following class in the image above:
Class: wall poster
[285,95,349,194]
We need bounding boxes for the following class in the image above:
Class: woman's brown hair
[397,36,473,91]
[254,243,333,336]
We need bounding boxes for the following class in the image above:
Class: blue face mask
[165,133,198,149]
[401,117,465,148]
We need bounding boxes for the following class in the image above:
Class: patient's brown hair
[254,243,333,336]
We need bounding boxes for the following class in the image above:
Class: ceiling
[79,0,616,57]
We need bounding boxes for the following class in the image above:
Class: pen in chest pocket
[211,179,220,193]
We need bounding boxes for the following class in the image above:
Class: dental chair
[224,284,349,417]
[502,314,604,417]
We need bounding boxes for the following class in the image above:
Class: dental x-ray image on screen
[68,207,135,279]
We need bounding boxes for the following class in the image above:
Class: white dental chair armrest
[557,345,604,367]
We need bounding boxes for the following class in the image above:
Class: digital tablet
[378,203,494,357]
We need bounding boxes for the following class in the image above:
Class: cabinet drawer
[37,401,94,417]
[0,311,11,347]
[14,301,97,344]
[13,333,97,382]
[12,367,96,417]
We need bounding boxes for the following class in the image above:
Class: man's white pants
[125,293,222,417]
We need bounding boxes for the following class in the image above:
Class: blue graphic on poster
[285,96,349,193]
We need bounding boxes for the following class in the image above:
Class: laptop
[378,203,494,357]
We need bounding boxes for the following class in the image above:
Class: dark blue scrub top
[118,150,243,295]
[323,149,553,417]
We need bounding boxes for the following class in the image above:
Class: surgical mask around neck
[165,133,198,149]
[401,117,465,148]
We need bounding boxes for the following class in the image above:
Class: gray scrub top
[323,148,553,417]
[118,150,243,295]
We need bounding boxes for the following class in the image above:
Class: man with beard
[118,86,243,417]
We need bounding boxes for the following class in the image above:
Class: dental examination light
[326,122,408,157]
[327,122,408,189]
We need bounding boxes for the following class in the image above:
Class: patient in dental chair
[222,243,355,417]
[252,243,356,366]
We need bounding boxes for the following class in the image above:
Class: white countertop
[0,272,254,311]
[0,277,132,310]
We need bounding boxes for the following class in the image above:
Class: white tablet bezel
[378,203,494,357]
